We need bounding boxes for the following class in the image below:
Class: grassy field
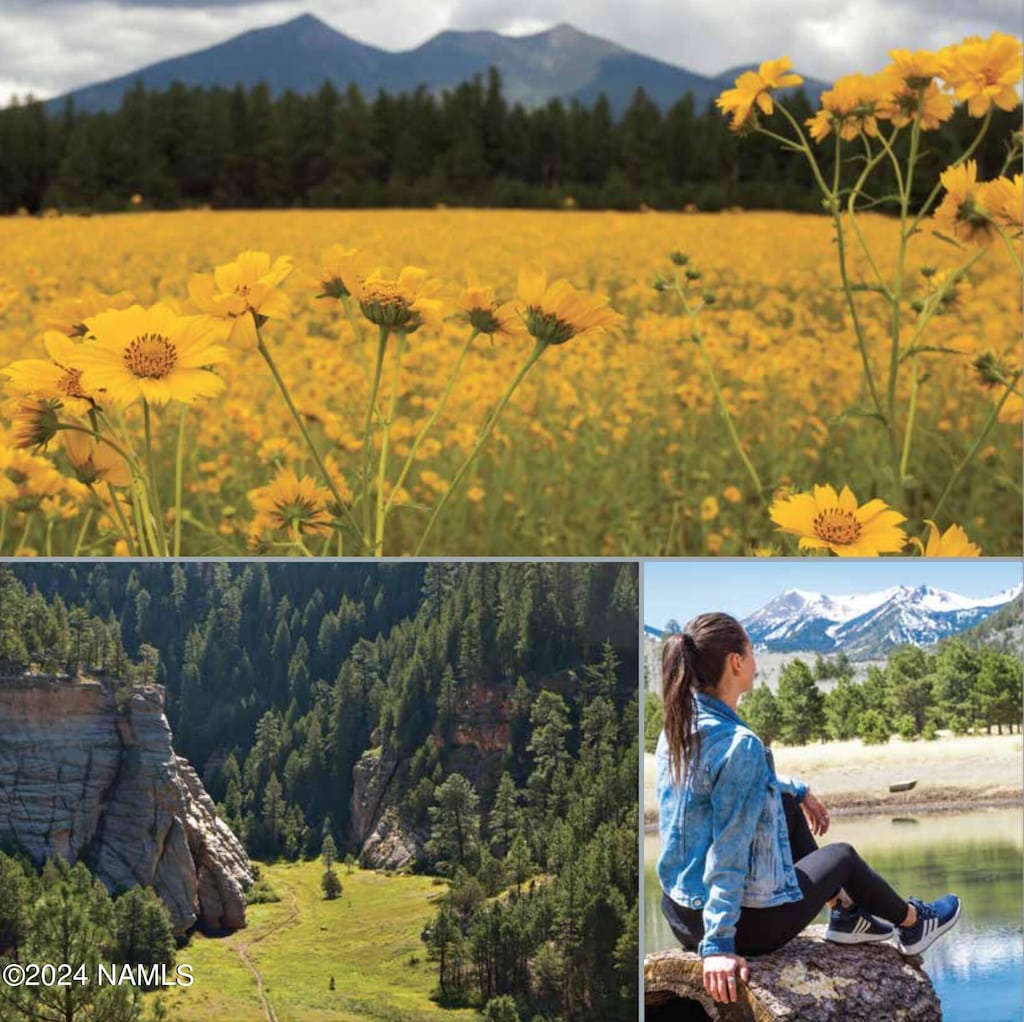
[0,208,1020,556]
[150,861,477,1022]
[643,731,1023,821]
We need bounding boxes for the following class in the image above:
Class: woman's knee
[830,841,860,865]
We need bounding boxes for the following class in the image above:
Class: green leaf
[830,406,888,427]
[899,345,967,363]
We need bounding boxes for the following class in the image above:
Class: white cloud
[0,0,1019,101]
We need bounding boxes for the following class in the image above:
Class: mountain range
[47,14,828,115]
[742,583,1023,659]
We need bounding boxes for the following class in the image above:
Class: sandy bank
[643,731,1022,823]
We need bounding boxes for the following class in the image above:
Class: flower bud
[669,251,689,266]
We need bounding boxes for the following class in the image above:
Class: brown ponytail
[661,612,750,784]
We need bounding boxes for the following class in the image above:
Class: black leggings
[662,794,908,957]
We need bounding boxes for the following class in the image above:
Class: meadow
[0,206,1020,555]
[150,860,477,1022]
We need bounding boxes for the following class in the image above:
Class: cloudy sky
[1,0,1019,102]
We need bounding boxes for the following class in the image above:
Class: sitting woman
[656,612,960,1006]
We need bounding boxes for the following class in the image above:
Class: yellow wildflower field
[0,207,1019,555]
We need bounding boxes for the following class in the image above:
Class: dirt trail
[233,888,302,1022]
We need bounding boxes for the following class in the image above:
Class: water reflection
[644,808,1023,1022]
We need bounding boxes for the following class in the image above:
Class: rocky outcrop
[0,676,253,935]
[350,745,423,870]
[644,929,941,1021]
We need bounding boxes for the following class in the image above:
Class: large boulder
[645,927,942,1021]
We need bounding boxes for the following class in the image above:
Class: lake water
[644,808,1023,1022]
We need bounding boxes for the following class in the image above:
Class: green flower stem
[385,329,479,518]
[888,100,924,461]
[679,286,764,503]
[414,340,548,555]
[289,523,315,557]
[142,399,169,554]
[45,518,54,556]
[848,134,898,297]
[994,223,1023,276]
[13,514,32,555]
[360,325,391,545]
[897,249,986,479]
[770,105,888,430]
[341,298,372,389]
[835,134,896,431]
[998,136,1022,178]
[173,405,187,557]
[774,105,833,198]
[373,329,407,556]
[907,108,993,235]
[133,478,162,556]
[72,508,94,557]
[101,483,137,556]
[255,318,365,550]
[929,370,1022,524]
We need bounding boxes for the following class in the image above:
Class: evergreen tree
[775,660,825,745]
[738,684,781,744]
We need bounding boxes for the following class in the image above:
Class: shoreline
[642,784,1023,829]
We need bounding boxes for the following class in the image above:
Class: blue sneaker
[825,905,895,944]
[897,895,961,956]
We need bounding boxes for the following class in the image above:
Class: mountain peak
[744,582,1017,658]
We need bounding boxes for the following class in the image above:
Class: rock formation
[0,676,253,935]
[644,927,941,1022]
[349,681,516,869]
[350,745,422,870]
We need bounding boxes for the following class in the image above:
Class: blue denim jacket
[656,692,808,957]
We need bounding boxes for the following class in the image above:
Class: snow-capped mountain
[743,583,1022,659]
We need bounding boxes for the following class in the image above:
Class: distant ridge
[742,583,1022,659]
[46,14,828,115]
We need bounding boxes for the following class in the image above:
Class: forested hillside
[0,562,640,1020]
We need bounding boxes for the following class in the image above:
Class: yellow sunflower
[315,245,372,303]
[7,397,61,450]
[188,250,293,348]
[517,263,623,346]
[977,174,1023,232]
[807,72,898,142]
[43,287,135,338]
[63,431,133,487]
[458,274,523,338]
[912,520,981,557]
[877,80,954,130]
[932,161,998,246]
[716,57,803,130]
[3,331,98,415]
[77,303,231,407]
[941,33,1022,117]
[887,48,945,86]
[769,483,907,556]
[248,468,334,541]
[349,266,444,332]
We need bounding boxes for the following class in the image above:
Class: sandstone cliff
[0,676,253,935]
[350,682,513,869]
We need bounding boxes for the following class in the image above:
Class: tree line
[1,561,639,1021]
[0,70,1016,214]
[644,638,1022,751]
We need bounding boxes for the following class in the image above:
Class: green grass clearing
[150,861,479,1022]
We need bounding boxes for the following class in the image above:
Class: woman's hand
[801,790,831,836]
[703,954,750,1003]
